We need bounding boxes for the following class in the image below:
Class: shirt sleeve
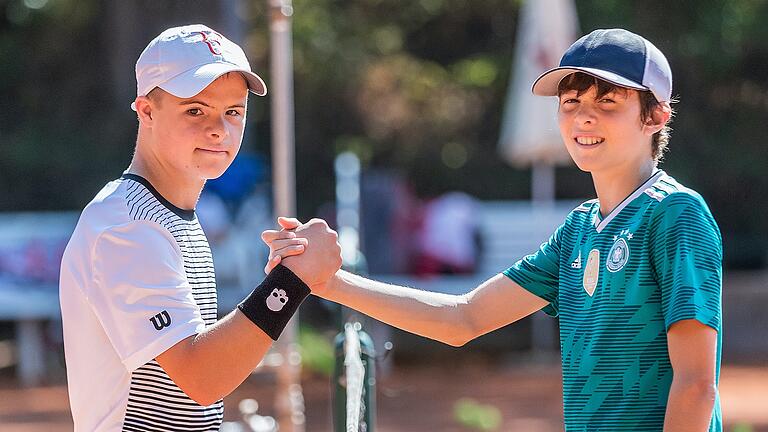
[649,193,722,332]
[502,224,563,316]
[89,220,207,371]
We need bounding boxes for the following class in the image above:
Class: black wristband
[237,264,311,340]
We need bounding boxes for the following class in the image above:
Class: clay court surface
[1,361,766,432]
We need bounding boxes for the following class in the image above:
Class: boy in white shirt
[59,24,341,431]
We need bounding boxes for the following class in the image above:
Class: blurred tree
[0,0,264,210]
[1,0,766,266]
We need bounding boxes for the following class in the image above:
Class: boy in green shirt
[265,28,722,431]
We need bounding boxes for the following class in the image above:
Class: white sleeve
[89,220,206,371]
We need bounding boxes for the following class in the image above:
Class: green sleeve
[649,192,722,331]
[503,224,563,316]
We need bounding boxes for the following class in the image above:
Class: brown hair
[145,87,165,107]
[557,72,674,162]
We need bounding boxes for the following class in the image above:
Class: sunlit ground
[0,362,766,432]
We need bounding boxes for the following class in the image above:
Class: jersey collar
[121,173,197,221]
[593,170,664,233]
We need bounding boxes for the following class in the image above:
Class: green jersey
[504,170,722,431]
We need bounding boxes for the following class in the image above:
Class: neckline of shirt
[593,170,664,233]
[121,173,197,221]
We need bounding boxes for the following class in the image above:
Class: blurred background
[0,0,766,431]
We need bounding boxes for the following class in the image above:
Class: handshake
[260,217,343,290]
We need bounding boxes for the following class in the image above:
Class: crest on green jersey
[606,237,630,272]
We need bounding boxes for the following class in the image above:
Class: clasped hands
[261,217,342,291]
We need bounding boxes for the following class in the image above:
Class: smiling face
[138,72,249,182]
[557,82,655,176]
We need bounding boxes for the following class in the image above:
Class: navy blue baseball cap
[532,28,672,103]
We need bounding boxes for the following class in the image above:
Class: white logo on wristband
[266,288,289,312]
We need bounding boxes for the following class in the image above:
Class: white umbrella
[498,0,579,354]
[498,0,579,200]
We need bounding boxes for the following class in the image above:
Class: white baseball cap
[131,24,267,110]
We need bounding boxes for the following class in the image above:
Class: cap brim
[131,63,267,111]
[160,62,267,98]
[532,66,647,96]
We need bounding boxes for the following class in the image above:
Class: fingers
[264,254,282,274]
[265,245,306,274]
[264,239,308,274]
[270,238,308,250]
[261,229,296,244]
[278,217,302,230]
[271,244,307,259]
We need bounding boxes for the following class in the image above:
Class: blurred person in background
[414,191,481,275]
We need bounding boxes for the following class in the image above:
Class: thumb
[278,217,302,230]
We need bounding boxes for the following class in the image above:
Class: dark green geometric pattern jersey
[504,171,723,431]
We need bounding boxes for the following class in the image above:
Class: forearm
[663,377,717,431]
[161,310,273,405]
[158,265,309,405]
[319,270,473,346]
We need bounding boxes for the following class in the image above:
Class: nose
[207,115,229,142]
[573,103,597,126]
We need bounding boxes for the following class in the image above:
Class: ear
[134,96,155,127]
[642,102,671,136]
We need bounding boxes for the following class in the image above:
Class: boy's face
[142,73,248,181]
[557,85,654,175]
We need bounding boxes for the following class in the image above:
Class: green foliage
[1,0,767,265]
[731,423,754,432]
[453,397,503,431]
[298,324,335,377]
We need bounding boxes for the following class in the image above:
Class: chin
[569,157,604,174]
[199,164,232,180]
[564,150,593,172]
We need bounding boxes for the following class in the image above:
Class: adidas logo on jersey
[571,251,582,269]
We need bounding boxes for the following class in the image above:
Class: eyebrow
[178,100,246,109]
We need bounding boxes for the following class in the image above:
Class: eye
[280,298,286,303]
[272,292,278,297]
[559,97,579,111]
[226,109,242,117]
[186,108,203,116]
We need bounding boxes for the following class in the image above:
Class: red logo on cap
[197,31,223,55]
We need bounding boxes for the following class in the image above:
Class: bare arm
[313,270,547,347]
[157,219,341,406]
[663,319,718,431]
[265,218,548,347]
[156,310,272,406]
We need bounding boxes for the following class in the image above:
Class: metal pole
[530,162,557,355]
[333,323,376,432]
[16,320,45,387]
[334,152,362,272]
[269,1,304,431]
[531,162,555,206]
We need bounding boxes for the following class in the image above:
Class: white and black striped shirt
[61,174,223,431]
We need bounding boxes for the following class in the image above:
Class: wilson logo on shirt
[266,289,288,312]
[149,310,172,330]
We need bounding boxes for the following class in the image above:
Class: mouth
[195,148,229,156]
[573,136,605,147]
